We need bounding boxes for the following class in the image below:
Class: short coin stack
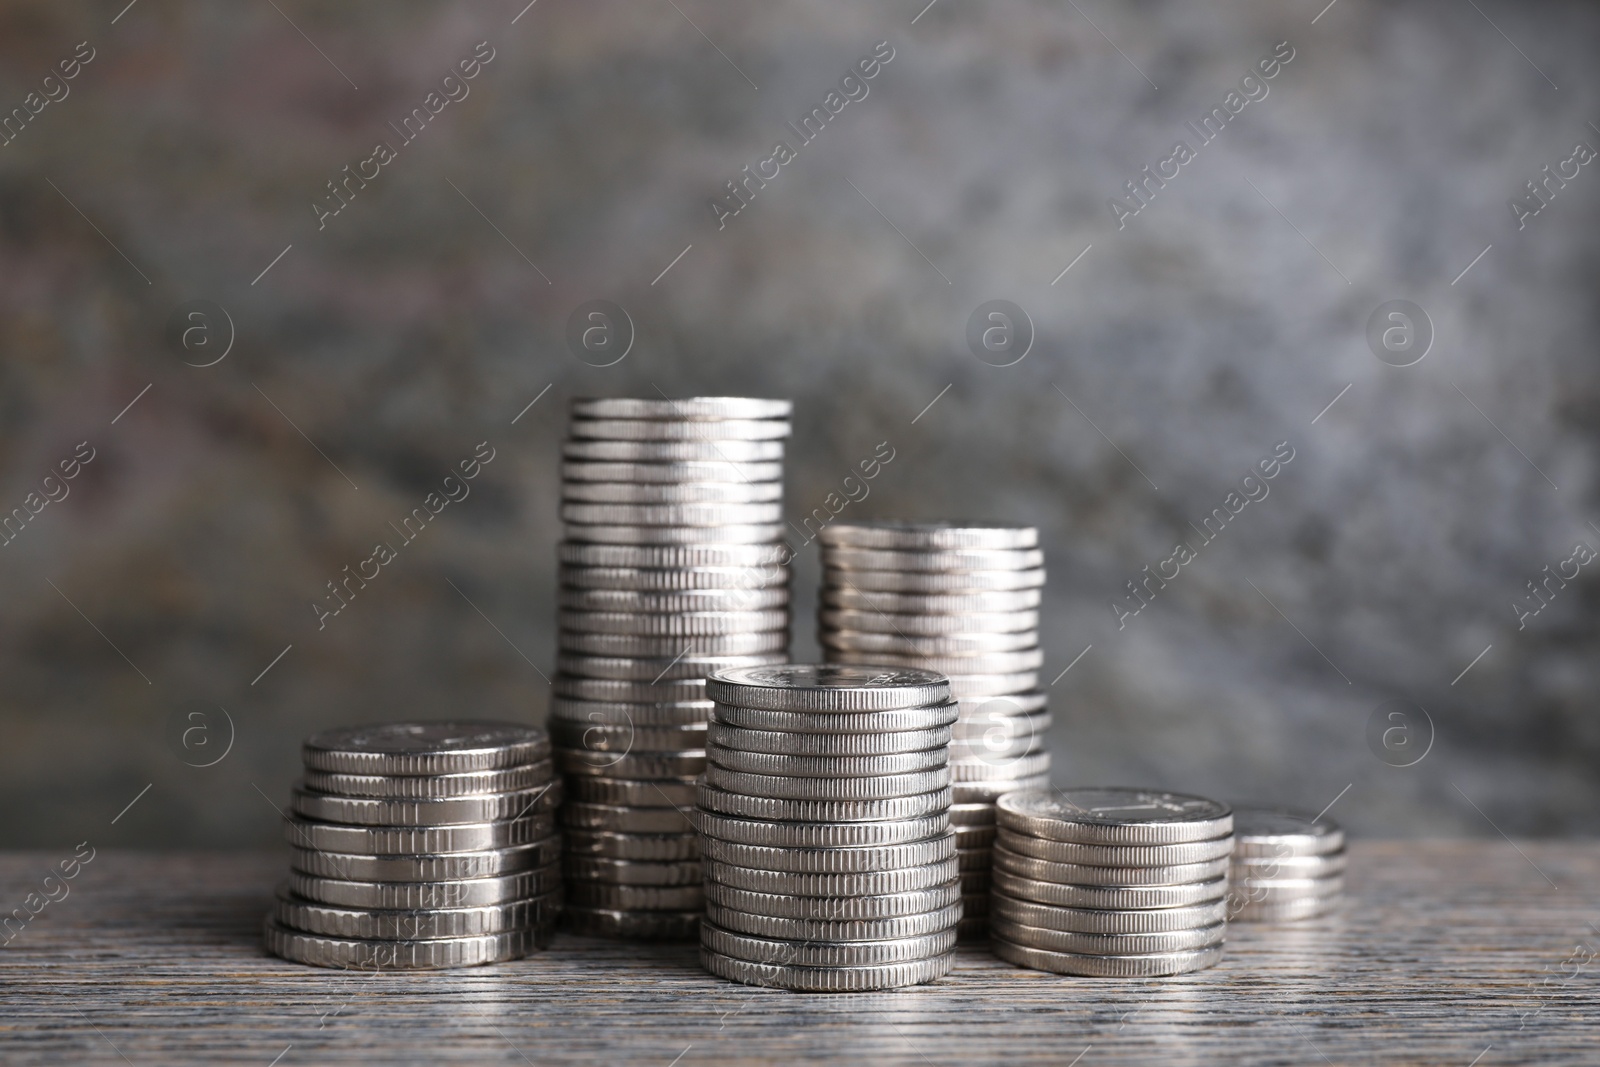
[991,788,1234,976]
[552,397,793,940]
[265,722,562,969]
[817,521,1049,935]
[1227,808,1345,922]
[696,664,962,991]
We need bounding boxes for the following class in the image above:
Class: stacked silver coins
[696,664,962,991]
[990,788,1234,977]
[265,722,562,969]
[817,521,1049,936]
[553,396,793,940]
[1226,808,1345,922]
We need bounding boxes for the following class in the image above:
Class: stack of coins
[552,397,793,940]
[817,522,1049,935]
[264,722,562,969]
[990,788,1234,977]
[696,664,962,991]
[1226,808,1345,922]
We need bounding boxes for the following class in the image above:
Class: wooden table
[1,843,1595,1065]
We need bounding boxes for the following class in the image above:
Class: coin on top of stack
[554,397,794,940]
[696,664,962,992]
[1226,807,1345,922]
[817,521,1049,937]
[265,721,562,969]
[990,788,1233,977]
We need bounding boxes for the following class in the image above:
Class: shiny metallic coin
[560,608,789,637]
[302,761,554,800]
[825,546,1044,573]
[947,673,1040,700]
[1228,874,1344,901]
[548,719,707,751]
[302,722,550,776]
[952,774,1050,803]
[702,923,956,968]
[561,564,789,592]
[564,882,703,911]
[959,870,993,895]
[992,869,1229,910]
[557,652,784,682]
[563,522,787,546]
[706,664,951,712]
[989,895,1227,934]
[819,522,1038,552]
[959,892,990,917]
[821,629,1039,655]
[993,847,1230,887]
[272,885,562,941]
[569,417,791,442]
[558,586,789,611]
[557,749,705,778]
[569,397,793,421]
[695,811,949,849]
[820,608,1039,636]
[290,784,560,827]
[290,839,561,883]
[706,743,947,779]
[956,848,991,871]
[705,901,963,943]
[829,648,1045,675]
[562,906,701,941]
[1227,894,1341,923]
[559,630,789,657]
[700,831,957,875]
[555,677,708,703]
[992,917,1226,956]
[561,501,785,526]
[562,479,783,503]
[949,752,1051,782]
[561,459,785,484]
[958,691,1049,716]
[700,947,952,991]
[702,765,950,801]
[282,815,556,856]
[695,783,953,824]
[1232,850,1347,880]
[827,566,1047,593]
[949,802,997,826]
[563,856,701,886]
[822,587,1041,613]
[560,801,695,834]
[549,699,711,729]
[711,701,960,735]
[949,728,1046,764]
[995,788,1233,845]
[953,824,996,850]
[705,856,959,897]
[563,439,785,463]
[707,722,951,756]
[287,868,561,909]
[995,828,1234,867]
[991,938,1224,977]
[264,919,546,970]
[704,880,961,920]
[563,829,700,861]
[564,775,697,807]
[1230,807,1345,858]
[559,541,791,569]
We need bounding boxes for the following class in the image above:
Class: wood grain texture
[0,842,1596,1065]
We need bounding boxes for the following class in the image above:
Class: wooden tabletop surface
[0,842,1595,1065]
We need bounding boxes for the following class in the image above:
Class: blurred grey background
[1,0,1596,847]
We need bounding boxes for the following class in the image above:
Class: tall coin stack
[991,788,1233,976]
[265,722,562,969]
[1227,808,1345,922]
[817,521,1049,935]
[696,665,962,992]
[553,397,793,940]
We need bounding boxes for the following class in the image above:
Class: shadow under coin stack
[990,788,1233,977]
[1227,808,1345,922]
[553,397,793,940]
[817,522,1049,936]
[265,722,562,969]
[696,665,962,992]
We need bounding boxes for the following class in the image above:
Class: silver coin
[557,652,784,682]
[560,608,788,637]
[821,629,1039,655]
[564,882,703,911]
[562,906,701,941]
[993,869,1229,910]
[700,947,952,991]
[695,782,952,823]
[958,691,1049,716]
[562,501,785,526]
[562,474,783,500]
[953,824,996,849]
[711,701,960,735]
[287,867,561,909]
[560,801,695,834]
[990,895,1227,934]
[290,839,560,882]
[824,546,1044,573]
[563,829,700,862]
[1228,874,1344,900]
[563,856,701,886]
[559,631,788,657]
[1232,850,1347,880]
[704,880,961,920]
[302,722,550,776]
[282,816,556,856]
[705,857,959,897]
[696,811,949,849]
[564,523,787,546]
[707,664,951,712]
[820,608,1039,636]
[701,923,956,968]
[993,847,1230,887]
[822,587,1042,613]
[263,919,546,970]
[557,749,705,778]
[570,417,790,442]
[949,728,1046,764]
[560,564,788,592]
[959,870,993,895]
[559,541,791,569]
[702,765,950,801]
[272,885,561,941]
[564,775,697,807]
[700,831,956,874]
[569,397,793,421]
[555,676,708,702]
[563,439,785,463]
[949,752,1051,782]
[992,917,1225,956]
[947,673,1040,700]
[558,586,789,611]
[1228,895,1341,923]
[549,699,712,728]
[829,648,1045,675]
[952,773,1050,803]
[706,743,947,779]
[991,938,1224,977]
[302,762,554,800]
[1230,807,1345,858]
[956,848,992,872]
[819,522,1038,552]
[948,802,996,826]
[706,901,963,943]
[996,788,1233,845]
[827,566,1047,593]
[562,459,785,484]
[290,784,560,827]
[707,722,951,756]
[549,719,707,752]
[995,828,1233,867]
